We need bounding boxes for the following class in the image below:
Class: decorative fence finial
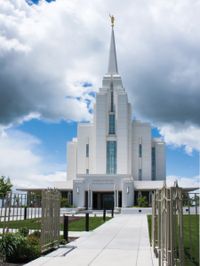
[174,180,179,187]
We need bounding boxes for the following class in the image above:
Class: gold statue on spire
[109,14,115,27]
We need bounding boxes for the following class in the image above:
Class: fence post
[24,206,27,220]
[41,189,61,253]
[111,208,114,218]
[178,188,184,266]
[63,215,69,242]
[103,209,106,222]
[85,212,89,231]
[169,187,174,266]
[158,190,161,266]
[152,192,156,252]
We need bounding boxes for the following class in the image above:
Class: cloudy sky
[0,0,199,188]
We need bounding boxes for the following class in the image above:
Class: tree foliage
[0,176,12,198]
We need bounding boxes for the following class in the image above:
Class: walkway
[26,214,158,266]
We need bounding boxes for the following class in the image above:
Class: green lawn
[183,215,199,266]
[147,215,152,242]
[0,216,111,231]
[147,215,199,266]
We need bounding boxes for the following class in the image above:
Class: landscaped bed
[147,215,199,266]
[0,216,112,264]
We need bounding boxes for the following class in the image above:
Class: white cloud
[0,0,98,125]
[159,123,200,154]
[0,0,200,184]
[19,171,66,188]
[0,0,199,129]
[167,175,199,189]
[0,129,66,188]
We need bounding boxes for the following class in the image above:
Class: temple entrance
[93,192,114,210]
[134,191,153,207]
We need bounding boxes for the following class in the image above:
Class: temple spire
[108,15,118,75]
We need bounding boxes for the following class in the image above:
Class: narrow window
[106,141,117,174]
[86,169,89,174]
[139,144,142,157]
[110,80,114,112]
[86,143,89,157]
[109,114,115,134]
[111,90,114,112]
[138,169,142,180]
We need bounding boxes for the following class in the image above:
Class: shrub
[137,196,148,207]
[0,233,18,261]
[19,227,29,237]
[0,232,40,263]
[61,197,71,207]
[30,230,41,238]
[59,238,67,245]
[27,234,40,246]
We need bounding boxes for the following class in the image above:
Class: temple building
[63,19,166,209]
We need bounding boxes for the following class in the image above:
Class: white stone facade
[66,26,166,208]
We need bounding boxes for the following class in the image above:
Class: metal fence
[0,190,61,253]
[40,189,61,253]
[152,185,199,266]
[0,192,41,234]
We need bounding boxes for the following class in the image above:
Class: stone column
[91,190,93,210]
[116,189,119,208]
[87,188,90,209]
[114,185,118,208]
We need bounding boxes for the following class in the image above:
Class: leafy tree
[0,176,12,199]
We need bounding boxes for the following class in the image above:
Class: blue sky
[27,0,55,4]
[0,0,199,188]
[16,119,199,178]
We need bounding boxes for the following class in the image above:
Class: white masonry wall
[128,103,132,175]
[154,140,166,180]
[77,123,93,175]
[94,91,108,174]
[132,121,152,180]
[116,91,130,174]
[66,139,77,180]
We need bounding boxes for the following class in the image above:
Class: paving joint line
[135,215,143,266]
[88,216,129,266]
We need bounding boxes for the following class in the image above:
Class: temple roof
[107,27,118,75]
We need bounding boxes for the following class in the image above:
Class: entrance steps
[121,207,152,215]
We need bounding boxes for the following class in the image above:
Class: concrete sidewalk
[26,214,158,266]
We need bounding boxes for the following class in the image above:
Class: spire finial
[107,15,118,74]
[109,14,115,28]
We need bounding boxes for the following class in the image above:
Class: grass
[0,216,111,231]
[183,215,199,266]
[147,215,152,242]
[147,215,199,266]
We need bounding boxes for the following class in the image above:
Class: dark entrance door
[85,191,88,209]
[93,192,114,210]
[118,191,122,207]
